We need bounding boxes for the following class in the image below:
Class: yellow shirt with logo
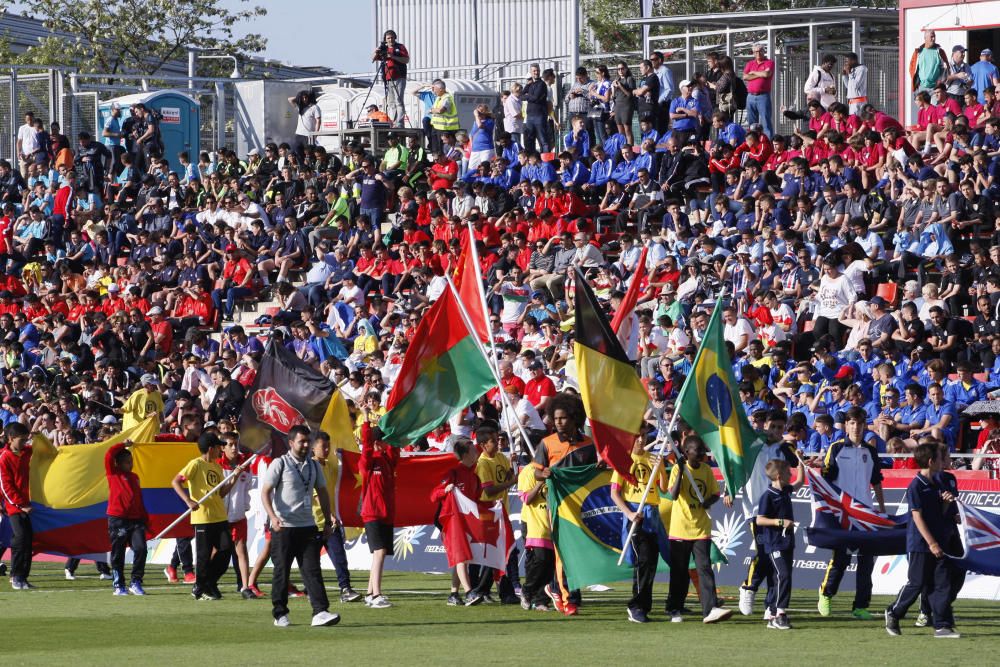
[179,457,228,525]
[667,462,718,540]
[610,452,667,504]
[121,388,164,431]
[477,451,513,509]
[312,457,338,527]
[517,465,551,545]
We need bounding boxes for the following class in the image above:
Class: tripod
[354,55,389,128]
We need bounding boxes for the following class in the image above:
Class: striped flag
[573,267,645,483]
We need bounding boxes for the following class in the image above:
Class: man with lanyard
[650,51,676,136]
[261,424,341,628]
[944,45,972,106]
[818,406,885,620]
[372,29,409,128]
[533,393,598,616]
[842,53,869,116]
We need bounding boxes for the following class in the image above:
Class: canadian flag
[438,489,514,570]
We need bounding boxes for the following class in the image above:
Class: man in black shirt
[523,64,551,154]
[208,365,246,423]
[634,59,660,122]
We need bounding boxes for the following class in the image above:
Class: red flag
[437,488,515,570]
[452,228,489,343]
[611,246,648,333]
[336,450,459,527]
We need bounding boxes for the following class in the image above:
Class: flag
[611,246,648,333]
[320,389,358,453]
[804,469,906,555]
[28,417,197,556]
[547,465,633,589]
[951,502,1000,575]
[378,285,495,445]
[238,340,336,455]
[675,301,765,496]
[335,450,460,527]
[453,228,489,343]
[437,487,514,570]
[573,267,645,482]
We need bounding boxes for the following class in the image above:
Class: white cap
[146,306,163,316]
[107,283,119,292]
[101,415,119,425]
[110,101,121,111]
[679,79,692,88]
[248,148,260,156]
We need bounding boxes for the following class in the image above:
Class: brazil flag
[675,303,765,498]
[547,465,632,590]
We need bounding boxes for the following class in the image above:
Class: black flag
[237,340,336,456]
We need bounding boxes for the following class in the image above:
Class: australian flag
[804,469,907,555]
[237,340,337,456]
[952,503,1000,576]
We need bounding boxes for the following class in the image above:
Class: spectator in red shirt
[427,152,458,191]
[743,42,776,137]
[211,245,257,323]
[0,422,34,589]
[104,441,149,595]
[359,423,399,608]
[524,360,557,413]
[147,306,173,358]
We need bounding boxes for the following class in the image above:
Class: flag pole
[151,442,271,542]
[464,222,500,363]
[445,273,536,457]
[615,285,730,567]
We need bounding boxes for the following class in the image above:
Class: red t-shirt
[105,442,148,521]
[428,160,458,191]
[150,319,173,354]
[525,375,557,406]
[0,446,32,514]
[360,425,400,523]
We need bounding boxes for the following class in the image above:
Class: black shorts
[365,521,394,555]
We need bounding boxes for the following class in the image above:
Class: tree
[15,0,267,75]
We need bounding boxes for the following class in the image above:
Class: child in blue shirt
[755,455,806,630]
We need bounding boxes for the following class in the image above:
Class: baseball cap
[146,306,163,316]
[953,45,967,53]
[983,48,994,56]
[110,101,121,110]
[107,283,120,293]
[101,415,119,425]
[796,385,816,396]
[530,290,545,299]
[869,295,889,309]
[834,365,855,380]
[225,244,237,252]
[140,373,159,386]
[679,79,692,89]
[528,361,544,371]
[248,148,260,156]
[198,432,223,451]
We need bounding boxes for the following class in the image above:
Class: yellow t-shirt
[667,462,718,540]
[312,457,338,527]
[610,452,667,504]
[516,465,550,544]
[179,457,228,525]
[476,451,513,508]
[121,388,164,431]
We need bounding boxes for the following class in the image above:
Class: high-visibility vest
[430,92,459,131]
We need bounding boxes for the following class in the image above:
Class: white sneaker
[763,608,774,621]
[738,587,755,616]
[64,569,76,581]
[273,615,290,628]
[670,611,683,623]
[368,594,392,609]
[703,607,734,624]
[311,610,341,627]
[99,573,112,581]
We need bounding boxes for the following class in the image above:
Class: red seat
[875,283,899,307]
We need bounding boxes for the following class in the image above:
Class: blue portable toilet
[99,89,200,173]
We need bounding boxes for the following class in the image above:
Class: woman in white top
[811,255,857,344]
[843,300,874,351]
[289,90,321,163]
[917,282,948,326]
[503,83,524,144]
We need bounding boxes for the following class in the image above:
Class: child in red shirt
[0,422,34,589]
[105,441,150,595]
[360,423,399,608]
[431,437,485,606]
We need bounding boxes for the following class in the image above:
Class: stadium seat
[875,283,898,307]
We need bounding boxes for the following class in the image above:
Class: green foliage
[14,0,267,75]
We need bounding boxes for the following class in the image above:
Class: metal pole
[214,80,225,151]
[571,0,582,73]
[444,274,537,457]
[188,50,195,90]
[10,68,18,165]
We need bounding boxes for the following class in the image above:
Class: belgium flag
[573,268,647,484]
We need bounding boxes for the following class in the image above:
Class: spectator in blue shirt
[558,152,589,188]
[712,110,746,148]
[944,362,987,411]
[970,49,1000,104]
[668,80,700,145]
[583,145,613,193]
[915,382,958,449]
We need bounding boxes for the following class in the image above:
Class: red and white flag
[438,488,514,570]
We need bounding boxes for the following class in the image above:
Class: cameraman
[372,30,410,128]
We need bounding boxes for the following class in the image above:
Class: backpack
[732,77,748,110]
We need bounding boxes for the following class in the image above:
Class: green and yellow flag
[675,302,765,497]
[547,465,633,590]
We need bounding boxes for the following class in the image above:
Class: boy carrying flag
[105,440,149,596]
[0,422,34,590]
[884,443,961,639]
[473,424,518,604]
[517,450,553,611]
[611,428,668,624]
[754,454,806,630]
[665,435,732,624]
[431,437,485,607]
[217,432,254,598]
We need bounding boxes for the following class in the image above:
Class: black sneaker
[885,609,901,636]
[191,587,203,600]
[771,613,791,630]
[465,592,484,607]
[446,592,462,606]
[340,587,362,603]
[934,627,961,639]
[241,587,259,600]
[627,607,650,624]
[0,563,6,577]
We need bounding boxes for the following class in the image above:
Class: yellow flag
[320,390,358,453]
